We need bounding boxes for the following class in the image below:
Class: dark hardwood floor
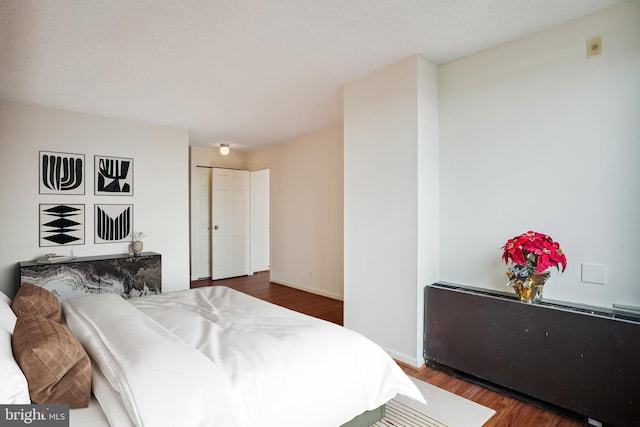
[192,272,583,427]
[192,271,344,325]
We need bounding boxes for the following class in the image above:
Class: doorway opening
[190,166,270,281]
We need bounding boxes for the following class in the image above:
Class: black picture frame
[39,151,85,195]
[94,155,133,196]
[39,204,85,247]
[94,204,133,244]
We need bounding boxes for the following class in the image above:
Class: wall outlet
[581,262,606,285]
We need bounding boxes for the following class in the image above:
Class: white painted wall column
[344,56,439,367]
[250,169,270,273]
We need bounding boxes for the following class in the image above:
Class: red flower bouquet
[502,231,567,275]
[502,231,567,303]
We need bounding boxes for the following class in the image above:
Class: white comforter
[63,286,424,427]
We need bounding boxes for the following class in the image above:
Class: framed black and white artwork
[39,204,85,247]
[94,204,133,244]
[39,151,85,195]
[95,155,133,196]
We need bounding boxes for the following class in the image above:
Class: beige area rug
[374,378,496,427]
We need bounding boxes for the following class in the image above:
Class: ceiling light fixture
[219,144,230,156]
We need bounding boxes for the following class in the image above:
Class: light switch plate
[581,262,606,285]
[587,36,602,57]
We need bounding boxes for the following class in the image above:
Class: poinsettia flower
[502,231,567,275]
[511,248,526,265]
[536,249,553,274]
[502,238,525,265]
[501,238,516,262]
[523,239,544,255]
[547,242,567,271]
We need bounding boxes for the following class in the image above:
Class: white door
[211,168,250,280]
[191,167,212,279]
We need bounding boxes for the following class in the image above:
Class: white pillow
[0,328,30,404]
[0,291,17,334]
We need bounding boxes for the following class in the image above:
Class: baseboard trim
[395,358,427,372]
[383,347,424,369]
[270,277,344,301]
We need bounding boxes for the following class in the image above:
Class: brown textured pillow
[12,315,91,408]
[11,283,61,323]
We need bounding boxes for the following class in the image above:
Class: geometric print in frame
[39,204,85,247]
[95,155,133,196]
[94,204,133,243]
[39,151,85,195]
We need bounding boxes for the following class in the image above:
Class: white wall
[245,125,344,300]
[0,100,190,297]
[438,0,640,308]
[344,56,439,367]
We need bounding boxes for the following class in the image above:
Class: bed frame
[340,406,384,426]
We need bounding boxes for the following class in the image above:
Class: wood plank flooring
[192,272,583,427]
[192,271,344,325]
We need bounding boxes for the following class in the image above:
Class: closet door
[191,166,212,279]
[211,168,250,280]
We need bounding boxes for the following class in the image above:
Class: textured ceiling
[0,0,629,150]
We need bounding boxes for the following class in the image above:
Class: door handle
[214,226,219,230]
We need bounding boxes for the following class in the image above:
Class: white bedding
[63,286,424,426]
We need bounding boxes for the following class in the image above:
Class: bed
[2,283,424,426]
